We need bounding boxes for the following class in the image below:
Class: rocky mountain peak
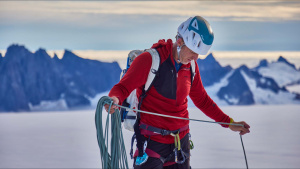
[62,50,81,61]
[0,44,121,112]
[204,53,217,62]
[52,53,60,62]
[0,53,2,64]
[4,44,32,61]
[259,59,268,67]
[278,56,296,69]
[197,53,232,87]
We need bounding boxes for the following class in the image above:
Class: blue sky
[0,1,299,52]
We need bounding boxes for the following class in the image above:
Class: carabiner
[188,133,194,150]
[174,148,186,164]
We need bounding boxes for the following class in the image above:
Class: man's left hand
[229,121,250,135]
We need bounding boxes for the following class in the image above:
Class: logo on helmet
[201,35,204,41]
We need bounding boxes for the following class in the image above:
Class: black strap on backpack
[134,52,160,157]
[134,90,147,157]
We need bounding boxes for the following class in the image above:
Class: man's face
[179,45,198,65]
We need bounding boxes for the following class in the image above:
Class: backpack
[120,48,196,132]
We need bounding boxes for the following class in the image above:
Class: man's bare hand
[104,96,119,114]
[229,121,250,135]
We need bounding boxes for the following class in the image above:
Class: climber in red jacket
[105,16,250,169]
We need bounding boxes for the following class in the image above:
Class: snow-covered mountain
[254,56,300,87]
[1,44,299,112]
[198,54,300,105]
[218,65,299,105]
[0,44,121,112]
[197,53,232,86]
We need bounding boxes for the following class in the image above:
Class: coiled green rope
[95,96,129,169]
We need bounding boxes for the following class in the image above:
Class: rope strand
[105,101,244,127]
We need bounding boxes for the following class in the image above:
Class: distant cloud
[1,1,299,24]
[1,1,299,51]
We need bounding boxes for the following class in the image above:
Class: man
[105,16,250,169]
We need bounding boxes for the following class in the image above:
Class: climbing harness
[139,122,189,136]
[131,122,190,166]
[96,97,249,169]
[132,133,190,167]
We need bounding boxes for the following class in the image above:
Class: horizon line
[1,49,300,59]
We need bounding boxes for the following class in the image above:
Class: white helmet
[178,16,214,55]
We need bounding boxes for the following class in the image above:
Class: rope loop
[95,96,129,169]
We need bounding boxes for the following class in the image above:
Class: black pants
[134,134,190,169]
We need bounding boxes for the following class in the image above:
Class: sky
[0,1,300,52]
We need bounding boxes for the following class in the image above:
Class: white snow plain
[0,105,300,168]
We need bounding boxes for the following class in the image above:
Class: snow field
[0,105,300,168]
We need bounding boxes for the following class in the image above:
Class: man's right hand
[104,96,119,114]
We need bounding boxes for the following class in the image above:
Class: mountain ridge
[0,44,121,112]
[1,44,300,112]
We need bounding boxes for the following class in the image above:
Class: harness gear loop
[133,123,190,165]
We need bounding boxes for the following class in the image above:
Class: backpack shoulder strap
[190,60,196,86]
[144,48,160,92]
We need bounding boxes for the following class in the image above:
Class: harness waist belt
[140,122,189,136]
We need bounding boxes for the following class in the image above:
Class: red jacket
[109,39,230,144]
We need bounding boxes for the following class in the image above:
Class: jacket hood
[151,39,173,60]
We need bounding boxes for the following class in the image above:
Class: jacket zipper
[172,68,178,105]
[175,72,178,105]
[171,69,175,96]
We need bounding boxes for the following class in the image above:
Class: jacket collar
[152,39,191,69]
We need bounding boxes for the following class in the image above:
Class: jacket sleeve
[189,63,230,127]
[108,52,152,104]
